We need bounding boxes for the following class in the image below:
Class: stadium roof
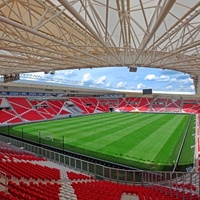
[0,0,200,94]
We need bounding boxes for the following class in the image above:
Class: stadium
[0,0,200,199]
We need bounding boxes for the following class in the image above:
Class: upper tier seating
[20,110,45,121]
[6,97,45,122]
[188,101,200,114]
[7,97,32,114]
[35,108,54,119]
[137,98,151,111]
[47,100,71,115]
[79,98,98,113]
[0,110,22,124]
[1,96,200,126]
[182,100,200,114]
[29,100,54,119]
[165,99,181,112]
[70,97,95,114]
[149,98,166,112]
[118,97,140,112]
[98,99,110,112]
[1,97,73,125]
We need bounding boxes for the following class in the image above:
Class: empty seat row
[67,171,94,181]
[71,181,199,200]
[0,161,60,181]
[7,180,60,200]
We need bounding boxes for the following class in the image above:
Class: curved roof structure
[0,0,200,94]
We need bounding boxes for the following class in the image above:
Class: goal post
[37,131,64,150]
[38,130,54,142]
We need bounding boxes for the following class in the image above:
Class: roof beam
[134,0,176,63]
[148,1,200,50]
[0,16,111,65]
[0,38,101,66]
[57,0,123,64]
[147,40,200,65]
[105,0,109,42]
[0,52,94,68]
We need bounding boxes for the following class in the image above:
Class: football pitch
[11,112,195,171]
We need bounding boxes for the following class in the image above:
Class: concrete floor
[121,193,139,200]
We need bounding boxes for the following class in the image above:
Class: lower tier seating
[0,142,199,200]
[7,181,61,200]
[71,181,199,200]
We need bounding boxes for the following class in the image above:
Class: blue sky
[24,67,195,94]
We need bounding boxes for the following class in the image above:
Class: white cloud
[106,82,110,87]
[77,82,84,86]
[78,73,94,86]
[171,78,177,82]
[63,70,76,77]
[165,85,172,90]
[95,75,107,84]
[136,83,145,89]
[180,78,193,84]
[144,74,157,80]
[169,77,193,85]
[145,74,171,82]
[82,73,93,83]
[159,75,170,81]
[116,81,127,88]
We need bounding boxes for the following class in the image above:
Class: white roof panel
[0,0,199,93]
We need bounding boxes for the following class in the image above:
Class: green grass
[6,113,195,171]
[178,114,195,171]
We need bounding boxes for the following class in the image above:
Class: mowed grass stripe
[19,113,122,133]
[21,113,144,138]
[13,113,134,141]
[47,113,150,143]
[12,113,194,169]
[98,114,177,157]
[91,114,168,152]
[16,113,162,146]
[130,115,187,162]
[66,112,148,131]
[155,116,189,165]
[68,114,161,149]
[178,115,195,165]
